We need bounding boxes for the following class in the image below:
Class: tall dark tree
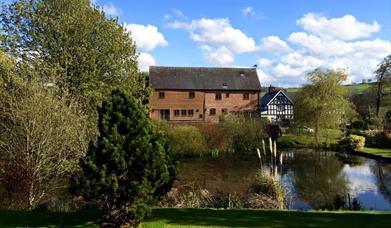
[73,89,177,227]
[375,55,391,117]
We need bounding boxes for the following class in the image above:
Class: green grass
[287,83,373,94]
[361,147,391,158]
[344,83,374,94]
[277,133,338,148]
[1,208,390,227]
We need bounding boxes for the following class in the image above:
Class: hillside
[260,83,376,101]
[283,82,374,95]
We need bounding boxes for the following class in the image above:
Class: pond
[175,149,391,211]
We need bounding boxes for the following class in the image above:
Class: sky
[6,0,391,87]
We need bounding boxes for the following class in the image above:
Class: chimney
[268,85,278,93]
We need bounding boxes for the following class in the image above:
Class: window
[189,92,195,99]
[215,93,222,100]
[222,108,227,114]
[243,93,249,100]
[158,91,165,99]
[210,108,216,116]
[174,110,180,116]
[226,93,230,98]
[188,110,194,116]
[181,110,187,116]
[277,105,285,112]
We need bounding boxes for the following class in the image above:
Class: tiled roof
[149,66,261,91]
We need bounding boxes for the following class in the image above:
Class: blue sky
[6,0,391,87]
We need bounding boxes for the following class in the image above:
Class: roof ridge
[150,66,257,70]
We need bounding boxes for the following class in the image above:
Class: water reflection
[177,149,391,211]
[280,151,349,210]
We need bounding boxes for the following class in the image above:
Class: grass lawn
[0,208,391,227]
[277,133,338,148]
[361,147,391,158]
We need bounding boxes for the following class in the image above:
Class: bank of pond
[174,149,391,211]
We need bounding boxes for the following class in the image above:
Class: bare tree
[0,77,89,209]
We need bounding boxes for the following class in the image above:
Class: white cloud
[258,36,291,52]
[102,3,121,17]
[172,8,185,18]
[124,24,168,51]
[272,63,303,77]
[281,52,323,68]
[138,52,156,72]
[263,13,391,86]
[166,13,389,86]
[257,69,276,85]
[168,18,256,54]
[201,45,234,65]
[257,58,273,67]
[297,13,380,40]
[167,18,258,65]
[242,6,265,19]
[242,7,255,16]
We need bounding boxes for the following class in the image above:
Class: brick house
[149,66,262,123]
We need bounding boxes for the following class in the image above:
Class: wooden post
[269,137,273,166]
[262,139,266,156]
[257,148,262,164]
[273,141,277,158]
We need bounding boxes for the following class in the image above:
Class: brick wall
[150,89,259,123]
[150,90,205,121]
[204,91,259,122]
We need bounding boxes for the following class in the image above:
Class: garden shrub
[167,125,208,157]
[197,124,232,154]
[220,114,267,154]
[351,120,368,130]
[366,130,391,148]
[338,134,366,151]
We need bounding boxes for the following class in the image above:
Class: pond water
[176,149,391,211]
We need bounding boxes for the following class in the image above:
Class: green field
[361,147,391,158]
[267,83,375,100]
[285,83,373,94]
[1,208,390,227]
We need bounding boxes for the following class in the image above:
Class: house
[149,66,262,123]
[260,86,294,122]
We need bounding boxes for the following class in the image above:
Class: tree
[375,55,391,117]
[1,0,149,112]
[73,89,177,227]
[294,68,355,144]
[0,61,89,209]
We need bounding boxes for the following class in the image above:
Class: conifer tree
[73,89,177,227]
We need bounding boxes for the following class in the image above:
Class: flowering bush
[338,134,365,151]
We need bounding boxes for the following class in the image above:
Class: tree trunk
[315,120,319,146]
[376,80,383,117]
